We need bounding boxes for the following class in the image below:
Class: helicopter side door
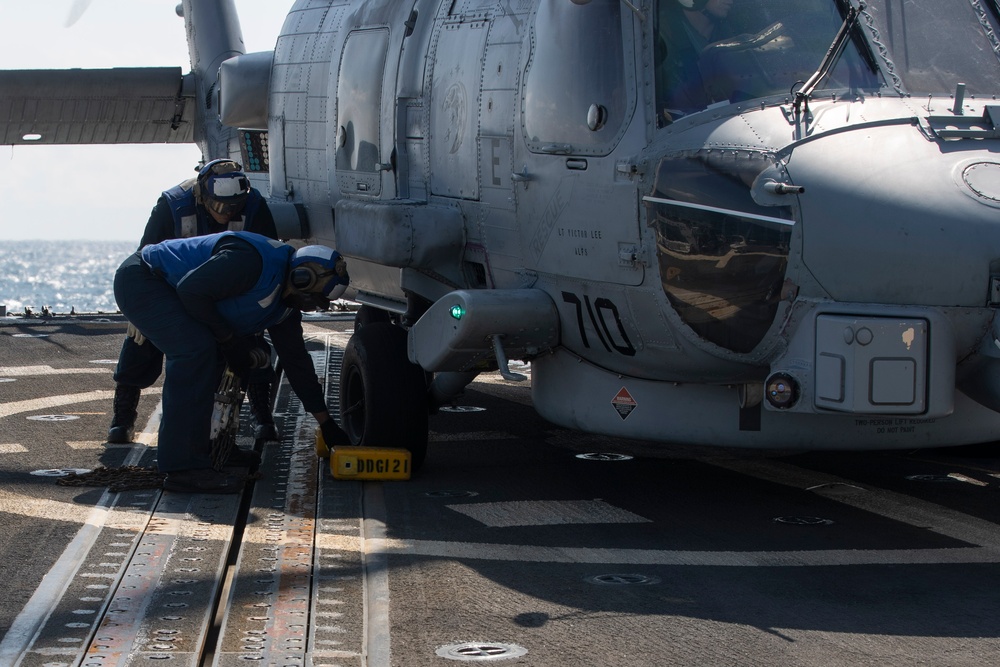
[512,0,643,288]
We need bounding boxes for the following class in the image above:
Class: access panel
[815,315,928,414]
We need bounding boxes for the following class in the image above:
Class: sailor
[656,0,736,119]
[108,159,282,444]
[113,231,352,493]
[677,0,734,47]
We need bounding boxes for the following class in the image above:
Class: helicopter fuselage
[238,0,1000,449]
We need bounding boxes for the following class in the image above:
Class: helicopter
[6,0,1000,468]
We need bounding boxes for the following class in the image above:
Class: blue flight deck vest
[141,231,294,337]
[162,180,264,238]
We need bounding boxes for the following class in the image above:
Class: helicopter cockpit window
[654,0,881,124]
[860,0,1000,96]
[522,0,631,155]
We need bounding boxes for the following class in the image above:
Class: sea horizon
[0,239,136,315]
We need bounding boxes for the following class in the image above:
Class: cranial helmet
[290,245,351,302]
[195,159,251,216]
[677,0,710,9]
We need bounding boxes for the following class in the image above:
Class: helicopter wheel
[339,321,429,470]
[354,304,393,332]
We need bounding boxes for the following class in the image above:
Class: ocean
[0,239,136,315]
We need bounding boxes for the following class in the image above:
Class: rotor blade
[64,0,93,27]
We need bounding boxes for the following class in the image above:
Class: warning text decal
[612,387,636,420]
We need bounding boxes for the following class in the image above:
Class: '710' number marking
[562,292,636,356]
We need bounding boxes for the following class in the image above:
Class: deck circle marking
[31,468,92,477]
[773,516,834,526]
[435,642,528,661]
[906,474,962,483]
[575,452,634,461]
[423,490,479,498]
[12,333,50,338]
[440,405,486,413]
[27,414,80,422]
[585,573,661,586]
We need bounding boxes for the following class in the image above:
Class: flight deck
[2,314,1000,666]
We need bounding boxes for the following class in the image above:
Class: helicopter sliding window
[336,29,389,195]
[522,0,631,156]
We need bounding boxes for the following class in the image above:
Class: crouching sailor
[107,159,281,445]
[113,230,351,493]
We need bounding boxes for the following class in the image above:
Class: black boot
[247,382,279,441]
[107,384,141,444]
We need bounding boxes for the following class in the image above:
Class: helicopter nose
[785,124,1000,308]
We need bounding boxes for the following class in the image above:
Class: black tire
[340,322,429,469]
[354,305,393,333]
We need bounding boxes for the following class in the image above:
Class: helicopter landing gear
[339,321,429,470]
[353,304,393,332]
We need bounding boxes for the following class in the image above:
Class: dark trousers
[112,335,164,388]
[113,322,274,389]
[114,253,220,473]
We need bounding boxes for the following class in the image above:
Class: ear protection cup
[290,266,320,291]
[289,247,350,300]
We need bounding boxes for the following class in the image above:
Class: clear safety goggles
[204,197,247,216]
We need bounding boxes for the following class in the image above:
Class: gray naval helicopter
[4,0,1000,467]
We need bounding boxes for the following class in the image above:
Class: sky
[0,1,294,240]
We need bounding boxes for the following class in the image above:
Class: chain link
[57,466,166,492]
[57,367,254,492]
[57,465,263,492]
[211,368,243,471]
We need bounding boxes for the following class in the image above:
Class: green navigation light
[450,304,465,320]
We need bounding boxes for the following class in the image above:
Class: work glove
[221,336,270,374]
[126,321,146,346]
[319,419,351,449]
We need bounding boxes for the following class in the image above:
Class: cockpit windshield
[654,0,1000,123]
[862,0,1000,95]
